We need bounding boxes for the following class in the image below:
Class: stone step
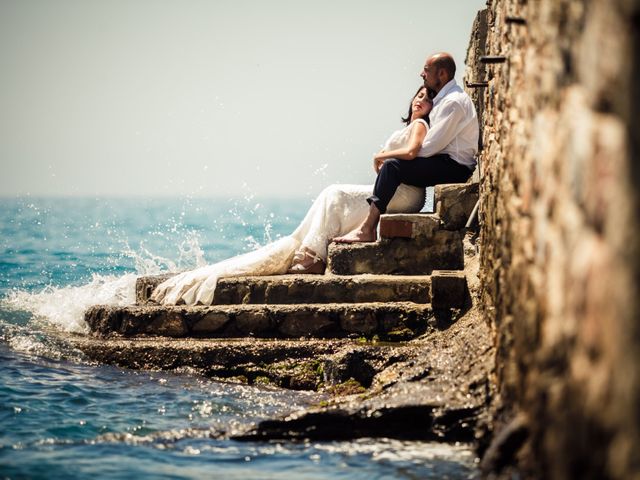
[328,199,472,276]
[136,271,468,309]
[84,302,436,340]
[377,182,478,237]
[377,182,478,240]
[137,274,432,305]
[328,229,464,275]
[215,274,433,305]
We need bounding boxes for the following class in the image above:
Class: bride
[151,86,433,305]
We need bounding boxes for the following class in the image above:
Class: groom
[335,52,479,243]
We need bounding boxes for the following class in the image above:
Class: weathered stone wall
[467,0,640,477]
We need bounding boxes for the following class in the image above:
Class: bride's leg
[334,160,405,243]
[285,186,335,272]
[299,184,372,257]
[290,185,332,248]
[332,202,380,243]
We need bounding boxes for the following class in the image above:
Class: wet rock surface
[69,337,349,390]
[71,304,493,442]
[236,307,492,442]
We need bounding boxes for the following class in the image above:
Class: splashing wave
[1,236,206,334]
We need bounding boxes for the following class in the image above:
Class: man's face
[421,58,440,92]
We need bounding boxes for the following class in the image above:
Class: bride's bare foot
[334,203,381,244]
[333,228,377,243]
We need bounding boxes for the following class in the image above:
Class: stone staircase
[84,182,478,341]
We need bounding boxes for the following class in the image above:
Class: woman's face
[412,88,433,117]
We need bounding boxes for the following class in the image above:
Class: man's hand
[373,156,385,174]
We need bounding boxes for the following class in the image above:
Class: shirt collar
[432,78,458,105]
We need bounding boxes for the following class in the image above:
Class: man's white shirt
[417,79,479,168]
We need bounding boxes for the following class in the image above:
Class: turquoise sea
[0,195,478,479]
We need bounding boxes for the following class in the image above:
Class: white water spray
[1,233,207,334]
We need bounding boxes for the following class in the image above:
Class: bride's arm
[373,121,428,162]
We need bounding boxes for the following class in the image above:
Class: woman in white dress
[150,86,433,305]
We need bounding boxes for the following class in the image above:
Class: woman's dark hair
[401,86,434,126]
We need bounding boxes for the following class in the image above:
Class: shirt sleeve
[419,100,466,158]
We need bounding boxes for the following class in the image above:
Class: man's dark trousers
[367,154,473,213]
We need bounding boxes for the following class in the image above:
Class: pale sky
[0,0,486,198]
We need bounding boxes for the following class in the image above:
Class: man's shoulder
[439,87,475,112]
[442,85,472,102]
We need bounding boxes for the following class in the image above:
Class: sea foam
[1,236,206,334]
[3,273,138,333]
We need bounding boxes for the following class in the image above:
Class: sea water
[0,195,478,479]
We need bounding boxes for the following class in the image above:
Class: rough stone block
[277,309,337,338]
[84,305,122,335]
[339,309,378,335]
[379,311,403,332]
[430,270,468,309]
[135,274,177,304]
[434,183,479,230]
[233,309,273,336]
[150,311,188,337]
[191,311,230,334]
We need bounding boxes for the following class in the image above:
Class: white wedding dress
[151,120,427,305]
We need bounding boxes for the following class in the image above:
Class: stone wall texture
[466,0,640,478]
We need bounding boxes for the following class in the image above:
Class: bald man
[335,52,479,243]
